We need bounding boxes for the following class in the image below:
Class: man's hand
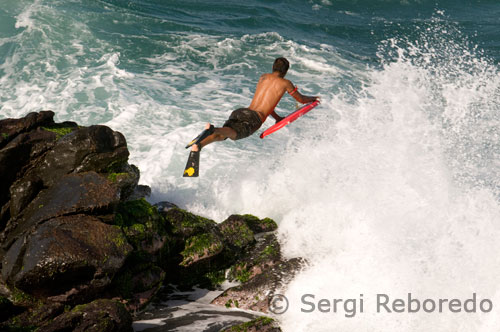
[275,115,284,123]
[270,111,283,123]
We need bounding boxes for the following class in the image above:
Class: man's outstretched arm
[286,81,319,104]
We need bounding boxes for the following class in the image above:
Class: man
[183,57,319,177]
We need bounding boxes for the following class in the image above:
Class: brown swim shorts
[223,108,262,140]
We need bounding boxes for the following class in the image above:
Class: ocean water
[1,0,500,331]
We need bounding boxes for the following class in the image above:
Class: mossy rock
[223,215,277,235]
[0,295,14,322]
[180,233,224,267]
[40,299,132,332]
[227,234,281,284]
[222,316,281,332]
[40,122,78,140]
[163,207,217,238]
[218,216,255,252]
[114,199,170,255]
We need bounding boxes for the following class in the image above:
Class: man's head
[272,57,289,77]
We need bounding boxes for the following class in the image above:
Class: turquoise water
[1,1,500,331]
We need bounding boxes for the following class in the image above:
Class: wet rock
[0,295,14,322]
[1,302,65,330]
[180,232,224,267]
[114,199,169,257]
[9,173,44,220]
[154,200,178,213]
[106,163,140,201]
[2,214,132,304]
[212,233,306,313]
[0,111,55,149]
[38,299,132,332]
[223,214,278,234]
[34,125,129,188]
[0,128,57,212]
[221,316,282,332]
[1,172,121,251]
[218,215,256,253]
[162,207,217,239]
[127,184,152,201]
[212,257,305,313]
[228,234,281,283]
[113,262,165,312]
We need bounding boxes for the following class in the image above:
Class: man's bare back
[250,72,318,123]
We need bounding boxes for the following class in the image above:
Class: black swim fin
[185,124,215,149]
[183,150,200,177]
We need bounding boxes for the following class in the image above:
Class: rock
[1,302,65,330]
[228,234,281,283]
[0,111,55,149]
[154,200,178,213]
[125,184,151,202]
[225,214,278,234]
[212,233,306,313]
[162,207,217,239]
[1,122,128,228]
[180,232,224,267]
[221,316,282,332]
[33,125,129,188]
[112,263,165,312]
[106,163,140,201]
[0,129,57,214]
[1,172,121,251]
[114,199,169,257]
[0,295,14,322]
[2,214,132,304]
[218,216,255,253]
[212,257,305,313]
[38,299,132,332]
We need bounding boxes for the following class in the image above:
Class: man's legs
[191,123,237,151]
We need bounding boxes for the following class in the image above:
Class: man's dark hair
[272,57,289,77]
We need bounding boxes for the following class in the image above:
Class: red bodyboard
[260,100,320,139]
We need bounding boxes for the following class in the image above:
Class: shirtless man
[187,57,319,151]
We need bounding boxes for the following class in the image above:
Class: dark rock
[0,111,55,149]
[34,125,129,188]
[1,172,121,251]
[212,257,305,313]
[221,316,282,332]
[127,184,151,201]
[114,199,169,257]
[0,295,14,322]
[225,214,278,234]
[180,232,224,267]
[163,207,217,239]
[9,173,44,220]
[218,216,255,253]
[38,299,132,332]
[211,233,306,313]
[1,302,65,330]
[228,234,281,283]
[113,263,165,312]
[0,128,57,211]
[2,214,132,304]
[107,163,140,201]
[154,200,178,213]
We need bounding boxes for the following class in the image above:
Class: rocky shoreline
[0,112,304,332]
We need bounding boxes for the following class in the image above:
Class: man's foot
[186,123,214,151]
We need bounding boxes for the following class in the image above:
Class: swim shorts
[223,108,262,140]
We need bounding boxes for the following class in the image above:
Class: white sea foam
[272,21,500,332]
